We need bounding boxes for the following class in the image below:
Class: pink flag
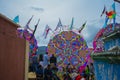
[43,25,51,39]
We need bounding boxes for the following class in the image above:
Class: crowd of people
[29,52,95,80]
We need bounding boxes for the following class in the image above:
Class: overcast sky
[0,0,120,48]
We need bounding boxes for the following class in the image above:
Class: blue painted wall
[104,38,120,51]
[94,61,120,80]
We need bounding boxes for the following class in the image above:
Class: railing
[103,24,120,37]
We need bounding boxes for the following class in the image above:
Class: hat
[71,73,79,78]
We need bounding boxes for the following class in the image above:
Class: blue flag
[13,15,19,23]
[103,17,109,28]
[112,3,116,12]
[112,3,116,30]
[70,17,74,30]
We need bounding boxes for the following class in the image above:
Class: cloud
[35,32,53,46]
[81,19,104,48]
[36,36,50,46]
[30,6,44,12]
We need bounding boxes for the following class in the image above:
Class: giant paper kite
[48,30,90,69]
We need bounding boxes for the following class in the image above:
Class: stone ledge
[91,51,120,64]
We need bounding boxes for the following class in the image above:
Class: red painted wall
[0,14,26,80]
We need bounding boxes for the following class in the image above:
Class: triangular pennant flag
[25,15,34,29]
[43,25,49,36]
[54,18,63,31]
[112,3,116,11]
[70,17,74,30]
[30,19,40,40]
[43,25,51,39]
[78,21,87,33]
[103,17,109,28]
[100,5,106,17]
[13,15,19,23]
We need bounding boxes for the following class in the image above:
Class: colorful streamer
[16,16,38,57]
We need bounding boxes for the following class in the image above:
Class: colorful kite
[47,31,90,69]
[16,16,39,57]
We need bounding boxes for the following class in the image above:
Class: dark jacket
[50,56,57,64]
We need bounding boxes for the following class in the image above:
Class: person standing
[32,54,39,72]
[66,63,71,73]
[43,52,49,69]
[44,64,53,80]
[36,65,44,80]
[39,54,43,67]
[50,54,57,66]
[89,63,95,80]
[85,65,90,80]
